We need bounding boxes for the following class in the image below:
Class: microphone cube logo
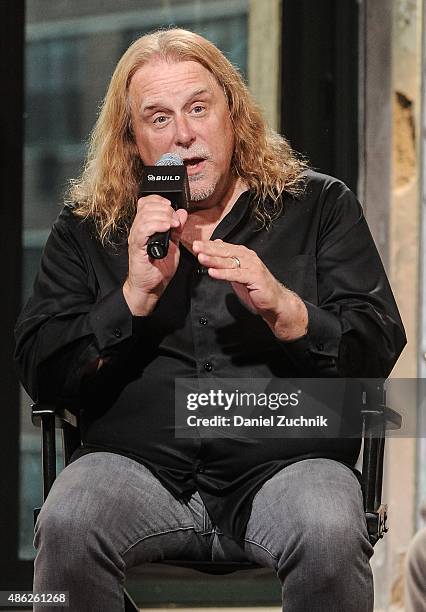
[146,174,180,181]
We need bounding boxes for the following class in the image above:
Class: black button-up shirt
[15,170,406,539]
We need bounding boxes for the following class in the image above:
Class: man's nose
[174,115,196,148]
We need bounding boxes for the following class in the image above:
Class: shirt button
[316,342,324,351]
[199,317,208,325]
[113,328,122,338]
[203,362,213,372]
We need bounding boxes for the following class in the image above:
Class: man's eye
[191,105,205,114]
[153,115,168,124]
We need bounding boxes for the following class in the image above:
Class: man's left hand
[192,239,308,342]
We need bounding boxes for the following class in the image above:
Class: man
[15,28,406,611]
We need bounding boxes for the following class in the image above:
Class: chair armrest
[31,403,78,429]
[360,380,402,432]
[360,406,402,432]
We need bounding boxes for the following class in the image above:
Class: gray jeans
[33,453,374,611]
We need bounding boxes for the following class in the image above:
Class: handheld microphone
[140,153,190,259]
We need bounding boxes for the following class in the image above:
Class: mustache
[171,146,212,161]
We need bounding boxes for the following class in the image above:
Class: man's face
[128,59,235,208]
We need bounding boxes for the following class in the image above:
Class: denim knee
[35,492,115,558]
[296,510,371,559]
[35,499,92,552]
[272,509,371,593]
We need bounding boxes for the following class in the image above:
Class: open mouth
[183,157,206,172]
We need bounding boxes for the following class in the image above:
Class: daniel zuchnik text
[187,415,329,428]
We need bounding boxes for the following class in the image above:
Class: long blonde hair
[68,28,309,243]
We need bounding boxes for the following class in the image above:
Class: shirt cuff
[89,287,150,352]
[277,301,342,371]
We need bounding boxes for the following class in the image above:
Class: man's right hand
[123,195,188,316]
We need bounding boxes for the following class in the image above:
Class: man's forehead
[129,59,221,104]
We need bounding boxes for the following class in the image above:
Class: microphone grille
[156,153,184,166]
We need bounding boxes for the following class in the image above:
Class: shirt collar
[211,189,254,240]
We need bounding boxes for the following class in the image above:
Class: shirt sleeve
[14,208,148,405]
[278,182,407,377]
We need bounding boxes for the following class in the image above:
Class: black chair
[31,380,401,612]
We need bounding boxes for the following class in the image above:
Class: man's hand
[192,239,308,341]
[123,195,188,316]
